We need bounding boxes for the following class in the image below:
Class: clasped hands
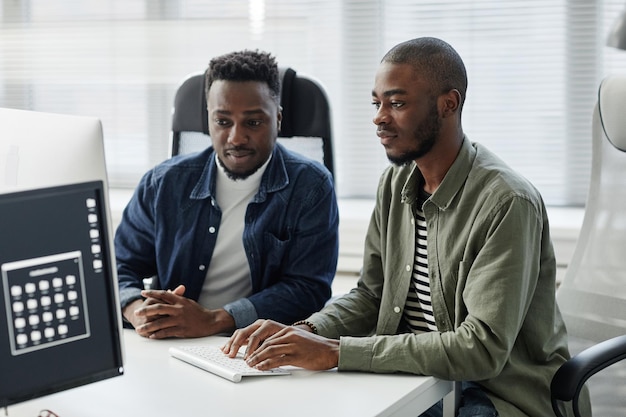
[123,285,235,339]
[221,319,340,371]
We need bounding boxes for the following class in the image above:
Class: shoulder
[471,142,546,215]
[473,143,540,196]
[144,148,212,187]
[152,148,210,177]
[274,143,333,187]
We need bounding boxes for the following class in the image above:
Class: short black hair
[205,50,280,103]
[382,37,468,109]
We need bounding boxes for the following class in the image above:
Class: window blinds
[1,0,625,204]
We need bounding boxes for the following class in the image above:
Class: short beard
[387,134,437,166]
[216,156,261,181]
[387,104,441,166]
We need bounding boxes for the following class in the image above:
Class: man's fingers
[223,320,264,357]
[135,302,181,323]
[136,314,179,338]
[244,321,289,359]
[222,329,249,357]
[171,284,186,296]
[250,353,290,371]
[223,319,285,359]
[141,289,181,304]
[246,342,293,370]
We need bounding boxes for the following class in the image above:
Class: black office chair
[551,335,626,417]
[550,75,626,416]
[170,67,334,181]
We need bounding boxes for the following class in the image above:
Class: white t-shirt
[197,155,270,310]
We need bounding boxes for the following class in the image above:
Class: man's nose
[373,105,390,125]
[227,124,248,145]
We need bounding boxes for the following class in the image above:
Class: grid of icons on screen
[1,195,104,356]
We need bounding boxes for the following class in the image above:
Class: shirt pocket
[262,229,291,269]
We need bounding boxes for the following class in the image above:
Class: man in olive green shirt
[224,37,590,417]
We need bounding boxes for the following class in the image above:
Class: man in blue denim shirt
[115,50,339,339]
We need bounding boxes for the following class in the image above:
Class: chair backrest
[170,67,334,181]
[556,75,626,343]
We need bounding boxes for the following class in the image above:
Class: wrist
[122,299,143,326]
[292,320,318,334]
[212,309,236,334]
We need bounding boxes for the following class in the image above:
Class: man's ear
[277,107,283,132]
[440,89,461,118]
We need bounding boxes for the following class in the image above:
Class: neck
[415,131,463,194]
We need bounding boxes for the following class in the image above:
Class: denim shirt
[309,138,589,417]
[115,143,339,328]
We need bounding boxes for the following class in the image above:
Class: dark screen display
[0,181,124,407]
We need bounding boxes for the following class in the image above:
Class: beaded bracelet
[292,320,318,334]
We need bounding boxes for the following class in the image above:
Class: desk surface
[7,329,453,417]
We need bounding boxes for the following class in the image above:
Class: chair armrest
[551,334,626,416]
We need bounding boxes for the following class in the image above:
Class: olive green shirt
[309,138,590,416]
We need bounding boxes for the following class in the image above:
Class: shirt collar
[190,143,289,201]
[214,152,271,191]
[401,136,475,210]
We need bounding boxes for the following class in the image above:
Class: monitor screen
[0,181,124,408]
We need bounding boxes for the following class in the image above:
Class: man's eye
[248,120,262,127]
[391,102,404,108]
[371,102,381,109]
[214,119,229,126]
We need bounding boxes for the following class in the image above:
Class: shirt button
[199,265,206,271]
[208,226,216,233]
[405,264,411,272]
[394,306,401,313]
[410,218,415,225]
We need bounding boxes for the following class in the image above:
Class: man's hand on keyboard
[129,285,236,339]
[223,319,340,371]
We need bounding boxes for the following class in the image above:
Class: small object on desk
[168,345,290,383]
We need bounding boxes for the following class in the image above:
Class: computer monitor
[0,107,109,193]
[0,107,123,409]
[0,181,124,408]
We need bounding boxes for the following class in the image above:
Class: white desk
[7,329,454,417]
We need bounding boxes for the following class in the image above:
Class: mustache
[224,146,254,152]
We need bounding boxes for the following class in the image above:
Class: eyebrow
[212,109,268,116]
[371,88,408,98]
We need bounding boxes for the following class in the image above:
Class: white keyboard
[169,345,290,383]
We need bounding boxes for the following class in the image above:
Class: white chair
[551,75,626,416]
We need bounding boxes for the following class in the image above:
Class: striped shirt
[403,190,437,334]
